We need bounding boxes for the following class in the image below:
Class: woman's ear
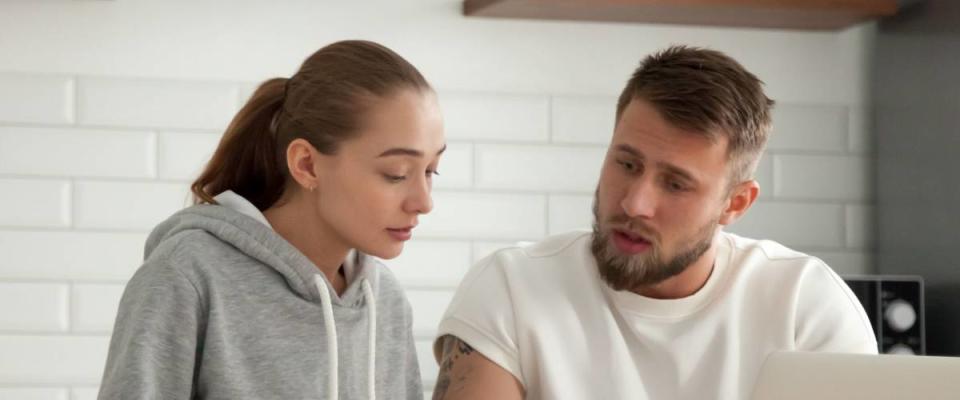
[719,179,759,226]
[286,138,320,192]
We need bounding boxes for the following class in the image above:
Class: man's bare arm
[432,335,525,400]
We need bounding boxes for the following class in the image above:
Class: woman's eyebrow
[377,144,447,158]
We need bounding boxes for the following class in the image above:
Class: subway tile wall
[0,73,875,396]
[0,39,874,400]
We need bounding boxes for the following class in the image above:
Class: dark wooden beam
[464,0,899,31]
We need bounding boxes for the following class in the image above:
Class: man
[431,46,877,400]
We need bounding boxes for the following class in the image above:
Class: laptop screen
[750,351,960,400]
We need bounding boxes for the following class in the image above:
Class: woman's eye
[427,169,440,177]
[384,174,406,183]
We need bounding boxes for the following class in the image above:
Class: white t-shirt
[435,230,877,400]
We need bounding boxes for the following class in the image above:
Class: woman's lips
[611,229,652,255]
[387,227,414,241]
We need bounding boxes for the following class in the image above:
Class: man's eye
[666,180,688,192]
[617,160,637,172]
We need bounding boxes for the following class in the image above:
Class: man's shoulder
[484,230,593,269]
[464,230,598,294]
[723,231,823,266]
[719,231,840,289]
[519,230,592,257]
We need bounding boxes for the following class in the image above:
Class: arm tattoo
[457,339,475,356]
[433,335,476,400]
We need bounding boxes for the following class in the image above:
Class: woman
[98,40,444,400]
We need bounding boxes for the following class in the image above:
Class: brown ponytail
[191,40,431,210]
[191,78,287,209]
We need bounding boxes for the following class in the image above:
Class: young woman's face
[313,89,445,259]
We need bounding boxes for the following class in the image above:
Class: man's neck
[634,239,719,300]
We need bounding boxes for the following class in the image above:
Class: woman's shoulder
[136,228,241,288]
[146,228,234,266]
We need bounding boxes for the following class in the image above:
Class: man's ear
[286,138,320,192]
[719,179,759,226]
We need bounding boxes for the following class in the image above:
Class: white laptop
[750,351,960,400]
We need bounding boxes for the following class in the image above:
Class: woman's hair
[191,40,432,210]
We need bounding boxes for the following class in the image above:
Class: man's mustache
[602,214,661,245]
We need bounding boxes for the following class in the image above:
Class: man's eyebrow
[615,143,697,182]
[377,144,447,158]
[659,162,697,183]
[614,143,641,157]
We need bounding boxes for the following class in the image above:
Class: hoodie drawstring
[362,279,377,400]
[315,274,340,399]
[314,275,378,400]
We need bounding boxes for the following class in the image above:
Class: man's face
[591,98,734,292]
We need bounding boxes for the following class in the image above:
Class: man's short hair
[616,45,775,186]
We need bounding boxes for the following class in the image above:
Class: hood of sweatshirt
[144,203,378,307]
[99,202,423,400]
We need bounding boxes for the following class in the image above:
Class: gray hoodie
[97,200,422,400]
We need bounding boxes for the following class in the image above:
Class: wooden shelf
[463,0,899,31]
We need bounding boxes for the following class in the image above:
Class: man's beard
[590,193,717,292]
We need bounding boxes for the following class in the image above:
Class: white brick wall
[70,284,125,333]
[406,290,456,337]
[77,77,239,130]
[441,92,549,142]
[157,132,220,181]
[0,283,69,332]
[845,204,874,249]
[70,388,98,400]
[73,181,191,231]
[768,104,849,151]
[0,74,73,125]
[774,154,870,200]
[729,202,846,248]
[551,96,617,144]
[383,240,472,288]
[0,231,144,281]
[418,192,546,239]
[0,336,109,384]
[433,143,473,189]
[0,178,71,228]
[415,340,439,386]
[0,127,156,178]
[0,388,69,400]
[548,194,594,235]
[476,144,605,192]
[0,0,876,394]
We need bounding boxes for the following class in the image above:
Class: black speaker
[843,275,925,355]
